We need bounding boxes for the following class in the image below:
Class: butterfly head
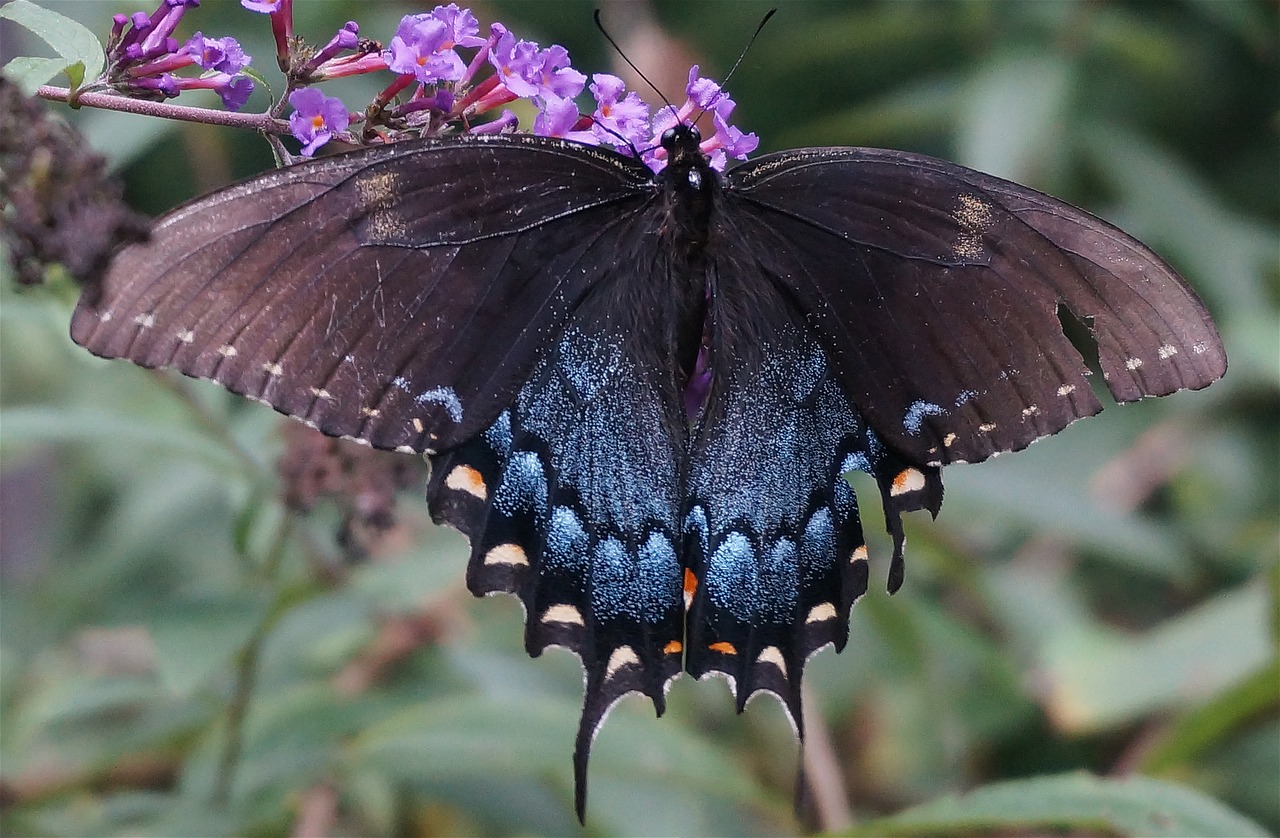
[660,123,704,162]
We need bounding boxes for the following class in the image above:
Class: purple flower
[685,65,723,109]
[710,96,758,160]
[428,4,485,49]
[299,21,358,77]
[533,96,596,144]
[487,24,541,98]
[241,0,281,12]
[587,73,649,150]
[288,87,349,156]
[184,32,250,74]
[385,15,466,84]
[128,72,180,98]
[153,71,254,110]
[529,44,587,100]
[139,0,200,56]
[216,74,254,110]
[484,23,584,102]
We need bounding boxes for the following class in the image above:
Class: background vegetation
[1,1,1276,835]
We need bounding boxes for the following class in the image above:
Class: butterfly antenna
[722,8,777,87]
[687,9,777,132]
[593,8,676,116]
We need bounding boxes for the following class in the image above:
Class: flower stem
[37,85,289,135]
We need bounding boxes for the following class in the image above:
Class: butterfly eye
[660,126,679,147]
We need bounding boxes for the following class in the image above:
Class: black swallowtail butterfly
[70,124,1226,817]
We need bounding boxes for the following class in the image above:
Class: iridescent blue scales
[427,321,942,816]
[72,125,1225,820]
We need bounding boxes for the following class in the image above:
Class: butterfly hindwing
[726,147,1226,466]
[427,273,693,819]
[683,266,944,724]
[71,135,655,455]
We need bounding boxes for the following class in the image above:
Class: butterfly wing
[425,201,708,818]
[71,134,655,454]
[679,240,943,734]
[726,147,1227,466]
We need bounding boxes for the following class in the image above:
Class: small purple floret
[288,87,349,156]
[184,32,250,74]
[385,15,466,84]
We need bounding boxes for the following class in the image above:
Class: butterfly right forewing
[726,147,1226,467]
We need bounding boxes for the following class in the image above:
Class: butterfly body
[70,127,1224,817]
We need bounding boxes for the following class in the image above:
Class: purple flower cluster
[241,1,756,165]
[106,0,255,111]
[97,1,757,165]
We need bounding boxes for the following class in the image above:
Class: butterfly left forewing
[72,135,655,454]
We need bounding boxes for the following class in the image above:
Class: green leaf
[1141,659,1280,773]
[0,406,238,474]
[350,694,782,832]
[0,1,104,94]
[0,55,68,94]
[1039,584,1274,732]
[848,772,1271,837]
[146,594,272,695]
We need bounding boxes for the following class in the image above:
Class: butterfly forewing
[71,135,655,454]
[726,147,1226,466]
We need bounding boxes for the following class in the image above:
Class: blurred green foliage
[1,1,1277,836]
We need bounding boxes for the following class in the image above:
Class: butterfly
[70,122,1226,818]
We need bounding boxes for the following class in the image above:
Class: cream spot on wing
[1192,342,1209,355]
[1125,357,1144,370]
[394,444,416,454]
[1158,344,1178,359]
[952,193,995,259]
[806,602,837,623]
[483,543,528,567]
[262,362,283,376]
[1057,384,1076,396]
[943,432,958,448]
[978,423,997,433]
[605,645,640,679]
[757,646,787,677]
[176,329,194,343]
[542,604,584,626]
[356,171,409,240]
[850,544,869,564]
[445,464,486,500]
[1022,405,1040,418]
[308,386,332,400]
[411,417,425,433]
[890,468,926,496]
[360,406,381,418]
[133,313,155,328]
[217,345,237,357]
[99,311,113,323]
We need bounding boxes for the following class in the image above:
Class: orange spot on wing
[891,467,926,496]
[663,640,683,655]
[708,641,737,655]
[683,568,698,598]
